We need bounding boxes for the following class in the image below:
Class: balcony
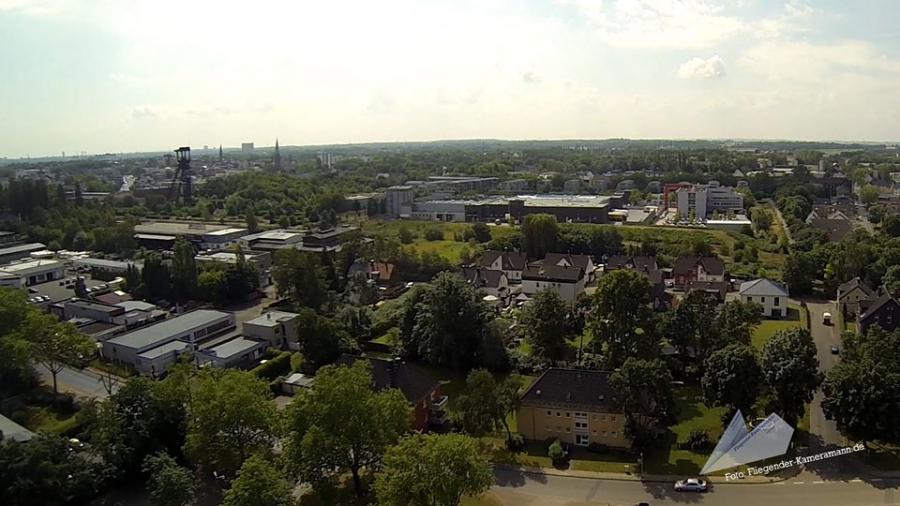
[430,395,448,410]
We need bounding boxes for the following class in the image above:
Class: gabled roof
[544,253,593,271]
[521,368,618,411]
[810,218,854,242]
[522,264,584,283]
[689,280,729,300]
[460,267,506,289]
[739,278,788,297]
[673,255,725,276]
[478,250,527,271]
[837,277,874,299]
[860,293,900,323]
[605,255,658,272]
[335,354,439,404]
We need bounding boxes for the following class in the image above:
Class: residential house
[521,264,586,304]
[477,250,527,283]
[543,253,596,282]
[859,294,900,334]
[672,255,726,290]
[335,354,446,431]
[687,280,730,303]
[243,311,301,350]
[517,368,629,449]
[347,259,400,286]
[739,279,789,318]
[460,267,509,299]
[837,277,874,316]
[197,336,267,368]
[604,255,669,310]
[809,218,854,242]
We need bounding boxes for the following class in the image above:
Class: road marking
[793,481,805,485]
[813,480,825,484]
[871,478,883,482]
[773,482,785,485]
[850,479,863,483]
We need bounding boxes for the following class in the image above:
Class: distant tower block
[219,144,223,161]
[241,142,255,153]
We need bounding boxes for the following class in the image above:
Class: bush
[680,430,711,451]
[506,433,526,452]
[251,351,292,380]
[290,352,305,372]
[423,228,444,241]
[547,439,567,463]
[587,442,608,454]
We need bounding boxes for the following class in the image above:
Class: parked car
[823,312,832,325]
[674,478,707,492]
[831,345,840,355]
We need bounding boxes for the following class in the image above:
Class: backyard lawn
[751,305,807,350]
[643,386,728,475]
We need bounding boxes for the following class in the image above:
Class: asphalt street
[493,468,900,506]
[806,300,846,450]
[36,363,118,399]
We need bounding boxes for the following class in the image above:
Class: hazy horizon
[3,0,900,158]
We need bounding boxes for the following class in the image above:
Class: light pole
[639,451,644,477]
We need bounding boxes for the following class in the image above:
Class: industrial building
[385,185,415,218]
[72,257,142,275]
[239,229,305,251]
[134,222,248,250]
[103,310,235,375]
[0,259,65,288]
[412,194,620,224]
[0,242,47,264]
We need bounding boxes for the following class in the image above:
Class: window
[774,296,780,306]
[565,412,570,418]
[600,415,606,421]
[547,411,552,416]
[611,431,617,437]
[565,427,570,432]
[576,434,589,446]
[556,412,561,417]
[761,297,766,303]
[610,416,616,422]
[747,296,752,302]
[575,422,588,429]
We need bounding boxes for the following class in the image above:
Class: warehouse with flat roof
[103,310,235,373]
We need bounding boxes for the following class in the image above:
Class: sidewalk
[494,463,790,485]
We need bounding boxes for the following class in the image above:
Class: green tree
[245,205,259,233]
[197,269,227,305]
[760,328,822,426]
[28,315,94,393]
[375,434,493,506]
[142,252,172,299]
[401,272,495,371]
[662,290,718,364]
[398,225,415,244]
[716,299,763,346]
[142,452,198,506]
[883,265,900,295]
[455,369,520,441]
[783,251,818,295]
[0,435,101,506]
[295,308,351,369]
[610,358,674,447]
[471,222,492,243]
[272,249,327,309]
[171,238,198,301]
[222,455,293,506]
[701,344,761,415]
[822,327,900,444]
[859,184,880,207]
[588,269,657,367]
[285,361,410,497]
[184,370,278,476]
[520,289,572,363]
[522,213,559,258]
[751,208,772,233]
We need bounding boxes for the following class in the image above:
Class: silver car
[674,478,708,492]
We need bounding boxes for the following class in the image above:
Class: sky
[2,0,900,157]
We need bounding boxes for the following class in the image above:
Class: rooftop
[73,257,141,269]
[521,368,618,411]
[203,337,265,359]
[739,278,788,297]
[0,259,62,276]
[0,414,34,442]
[134,222,236,236]
[138,340,189,359]
[204,227,249,237]
[246,311,299,327]
[116,300,157,312]
[335,354,439,404]
[0,242,46,256]
[107,310,231,350]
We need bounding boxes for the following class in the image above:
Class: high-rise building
[676,181,743,219]
[241,142,255,153]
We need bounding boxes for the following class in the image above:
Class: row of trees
[1,359,493,506]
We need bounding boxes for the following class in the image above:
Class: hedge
[251,351,292,380]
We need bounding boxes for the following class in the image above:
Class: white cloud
[559,0,745,49]
[678,55,726,79]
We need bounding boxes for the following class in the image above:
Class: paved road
[36,363,119,399]
[493,468,899,506]
[805,300,844,450]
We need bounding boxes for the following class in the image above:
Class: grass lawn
[643,386,728,475]
[751,305,806,350]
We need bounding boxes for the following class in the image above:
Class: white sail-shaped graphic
[700,412,794,475]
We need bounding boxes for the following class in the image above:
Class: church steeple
[218,144,223,161]
[274,138,282,171]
